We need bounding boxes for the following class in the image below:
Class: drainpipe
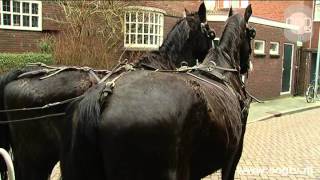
[314,28,320,99]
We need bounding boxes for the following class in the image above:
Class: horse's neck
[158,19,192,68]
[134,52,175,70]
[213,48,243,97]
[135,19,192,70]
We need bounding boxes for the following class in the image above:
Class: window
[223,0,248,8]
[314,0,320,21]
[0,0,42,31]
[213,37,219,47]
[269,42,280,56]
[254,40,265,55]
[124,6,165,50]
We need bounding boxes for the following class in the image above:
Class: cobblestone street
[203,108,320,179]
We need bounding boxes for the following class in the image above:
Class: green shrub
[0,53,53,73]
[39,35,54,54]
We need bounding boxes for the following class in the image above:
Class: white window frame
[124,6,165,51]
[0,0,42,31]
[223,0,248,8]
[254,40,265,55]
[269,42,280,56]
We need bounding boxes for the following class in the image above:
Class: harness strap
[88,69,101,82]
[0,95,84,113]
[0,113,66,124]
[186,72,224,91]
[24,62,110,81]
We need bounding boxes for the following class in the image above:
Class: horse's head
[227,5,255,74]
[182,2,215,65]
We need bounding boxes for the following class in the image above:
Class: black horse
[65,5,254,180]
[0,3,214,180]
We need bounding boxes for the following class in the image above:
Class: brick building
[0,0,319,100]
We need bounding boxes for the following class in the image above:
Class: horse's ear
[244,4,252,22]
[183,8,190,18]
[198,2,207,22]
[228,6,233,17]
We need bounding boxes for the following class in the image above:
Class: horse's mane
[218,14,243,65]
[135,17,191,70]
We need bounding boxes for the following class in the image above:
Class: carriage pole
[314,28,320,99]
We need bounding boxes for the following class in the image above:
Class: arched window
[124,6,165,50]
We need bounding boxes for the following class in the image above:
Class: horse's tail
[67,84,107,179]
[0,69,24,178]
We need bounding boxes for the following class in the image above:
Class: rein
[0,113,66,124]
[19,62,110,82]
[0,95,84,113]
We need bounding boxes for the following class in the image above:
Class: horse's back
[3,70,95,180]
[96,71,202,179]
[97,70,242,179]
[4,70,94,104]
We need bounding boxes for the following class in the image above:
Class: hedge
[0,53,53,73]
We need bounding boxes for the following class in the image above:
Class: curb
[247,104,320,124]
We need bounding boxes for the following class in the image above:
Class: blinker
[247,27,256,40]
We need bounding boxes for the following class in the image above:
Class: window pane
[137,35,142,44]
[32,16,38,27]
[150,13,154,23]
[138,23,142,33]
[144,13,149,23]
[13,1,20,13]
[32,3,38,14]
[155,36,158,45]
[241,0,249,8]
[214,39,219,47]
[130,34,136,44]
[125,23,129,33]
[155,25,158,34]
[130,23,136,33]
[255,42,262,50]
[150,25,154,34]
[125,34,129,44]
[144,24,148,33]
[315,5,320,21]
[23,15,30,26]
[155,14,158,23]
[3,14,11,25]
[125,12,129,22]
[231,0,240,8]
[23,2,29,13]
[131,12,136,22]
[223,0,230,8]
[150,35,153,45]
[3,0,10,12]
[144,35,148,44]
[13,15,20,26]
[138,12,143,22]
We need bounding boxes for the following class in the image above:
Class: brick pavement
[203,108,320,179]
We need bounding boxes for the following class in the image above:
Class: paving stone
[203,108,320,179]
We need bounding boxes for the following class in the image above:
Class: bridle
[201,22,216,40]
[245,25,256,54]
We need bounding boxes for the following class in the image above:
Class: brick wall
[249,0,310,22]
[208,20,297,100]
[127,1,201,17]
[0,2,61,53]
